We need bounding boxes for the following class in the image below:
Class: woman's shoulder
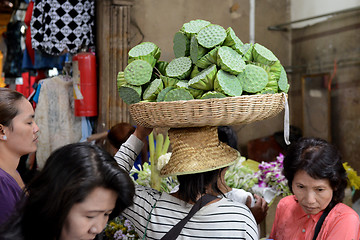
[331,202,359,220]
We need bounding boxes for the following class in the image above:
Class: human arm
[114,125,152,173]
[86,131,108,142]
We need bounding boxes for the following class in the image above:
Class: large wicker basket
[129,93,287,128]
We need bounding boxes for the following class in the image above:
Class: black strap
[312,207,332,240]
[160,194,218,240]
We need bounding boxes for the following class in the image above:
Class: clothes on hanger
[30,0,95,56]
[34,75,82,170]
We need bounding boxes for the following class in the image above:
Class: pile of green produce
[117,19,289,104]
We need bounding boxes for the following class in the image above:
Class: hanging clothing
[30,0,95,56]
[34,76,82,169]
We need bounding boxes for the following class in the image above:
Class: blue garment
[80,117,93,142]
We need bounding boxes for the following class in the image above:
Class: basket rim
[130,92,285,107]
[129,93,287,128]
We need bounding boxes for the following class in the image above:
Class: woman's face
[4,99,39,156]
[60,187,117,240]
[292,170,333,215]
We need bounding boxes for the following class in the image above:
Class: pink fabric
[270,195,360,240]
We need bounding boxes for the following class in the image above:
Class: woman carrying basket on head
[115,125,260,240]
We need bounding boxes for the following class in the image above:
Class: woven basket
[129,93,287,128]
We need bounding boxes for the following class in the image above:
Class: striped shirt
[115,135,259,240]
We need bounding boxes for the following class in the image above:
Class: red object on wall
[72,52,97,117]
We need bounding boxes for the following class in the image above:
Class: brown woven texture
[160,126,240,177]
[130,93,286,128]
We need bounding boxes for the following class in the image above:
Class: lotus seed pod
[165,57,192,79]
[175,80,190,88]
[128,55,157,68]
[157,86,176,102]
[200,91,227,99]
[143,78,164,101]
[189,64,217,90]
[160,75,179,88]
[189,66,201,79]
[164,88,194,101]
[241,43,254,62]
[195,46,219,69]
[223,27,243,49]
[118,84,142,104]
[124,60,153,86]
[175,80,204,98]
[197,24,227,49]
[278,65,289,93]
[155,61,169,76]
[117,71,126,91]
[128,42,161,61]
[217,46,246,75]
[252,43,278,65]
[237,64,268,93]
[173,31,190,58]
[181,19,211,39]
[214,69,242,97]
[190,35,208,64]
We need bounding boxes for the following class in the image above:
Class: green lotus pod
[175,80,204,98]
[241,43,254,62]
[124,60,153,86]
[181,19,211,39]
[278,65,289,93]
[128,55,157,68]
[128,42,161,62]
[269,60,282,76]
[195,46,219,69]
[160,75,179,88]
[117,71,126,91]
[143,78,164,101]
[165,57,192,79]
[200,91,227,99]
[155,61,169,76]
[237,64,268,93]
[118,84,142,105]
[197,24,227,49]
[173,31,190,58]
[259,88,276,94]
[265,72,279,93]
[188,64,217,90]
[190,35,208,64]
[214,69,242,97]
[164,88,194,102]
[252,43,278,65]
[190,65,201,79]
[223,27,243,49]
[156,86,177,102]
[217,46,246,75]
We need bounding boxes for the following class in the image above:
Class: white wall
[291,0,360,28]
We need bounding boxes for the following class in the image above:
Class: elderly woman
[269,137,360,240]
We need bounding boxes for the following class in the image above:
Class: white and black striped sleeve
[114,134,144,173]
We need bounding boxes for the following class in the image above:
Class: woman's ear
[0,124,6,140]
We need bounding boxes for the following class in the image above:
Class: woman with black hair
[0,88,39,225]
[115,126,259,239]
[0,142,135,240]
[270,137,360,240]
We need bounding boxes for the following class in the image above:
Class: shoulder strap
[160,194,218,240]
[312,206,332,240]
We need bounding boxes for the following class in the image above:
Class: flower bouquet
[104,215,139,240]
